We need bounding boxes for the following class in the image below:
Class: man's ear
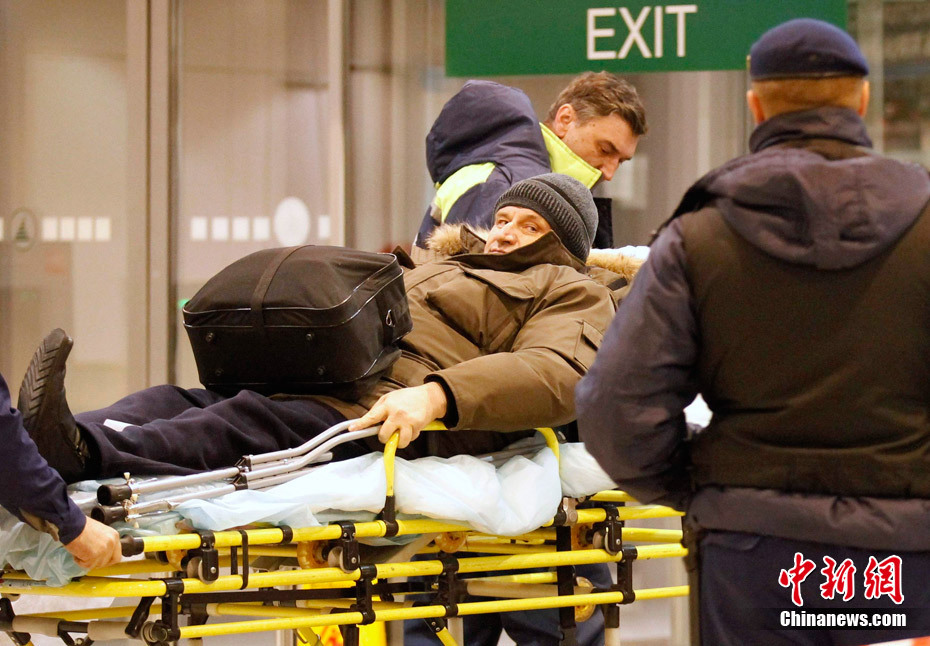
[551,103,577,138]
[858,80,870,118]
[746,89,766,125]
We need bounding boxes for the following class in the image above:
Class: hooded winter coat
[576,107,930,551]
[414,81,551,251]
[321,224,637,458]
[413,81,613,255]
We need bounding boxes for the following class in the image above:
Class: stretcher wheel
[435,532,467,553]
[186,556,206,580]
[572,523,594,550]
[327,546,344,569]
[296,541,328,568]
[141,621,171,646]
[574,576,595,622]
[187,555,220,582]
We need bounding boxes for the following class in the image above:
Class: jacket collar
[428,223,586,272]
[540,124,601,189]
[749,107,872,153]
[420,223,643,289]
[456,226,587,272]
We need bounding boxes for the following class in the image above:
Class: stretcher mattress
[0,443,616,586]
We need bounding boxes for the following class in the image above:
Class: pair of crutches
[91,419,381,525]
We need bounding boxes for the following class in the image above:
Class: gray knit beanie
[494,173,597,261]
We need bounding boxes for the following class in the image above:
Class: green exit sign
[446,1,848,76]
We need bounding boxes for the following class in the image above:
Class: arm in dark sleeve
[0,374,86,544]
[576,219,699,511]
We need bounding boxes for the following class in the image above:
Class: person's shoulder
[653,205,722,249]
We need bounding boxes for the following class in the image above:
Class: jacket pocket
[573,321,604,371]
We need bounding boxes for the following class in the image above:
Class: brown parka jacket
[319,224,638,457]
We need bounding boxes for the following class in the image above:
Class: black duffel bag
[183,245,411,399]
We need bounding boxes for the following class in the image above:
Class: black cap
[749,18,869,81]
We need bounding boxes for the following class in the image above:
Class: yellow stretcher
[0,426,688,646]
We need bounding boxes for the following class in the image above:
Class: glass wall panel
[851,0,930,165]
[0,0,142,410]
[173,0,334,387]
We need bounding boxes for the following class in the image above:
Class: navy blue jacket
[0,373,85,543]
[414,81,551,248]
[577,108,930,550]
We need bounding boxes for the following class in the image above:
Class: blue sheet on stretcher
[0,443,616,586]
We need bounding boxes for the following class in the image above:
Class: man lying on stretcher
[6,173,627,568]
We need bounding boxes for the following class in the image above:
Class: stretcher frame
[0,425,688,646]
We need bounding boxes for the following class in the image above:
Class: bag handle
[250,246,306,329]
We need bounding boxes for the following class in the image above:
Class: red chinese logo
[820,557,856,602]
[778,552,816,607]
[778,553,905,607]
[863,555,904,605]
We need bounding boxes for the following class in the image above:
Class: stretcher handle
[382,420,447,499]
[382,423,560,499]
[534,427,560,460]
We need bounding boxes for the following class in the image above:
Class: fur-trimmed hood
[424,223,645,286]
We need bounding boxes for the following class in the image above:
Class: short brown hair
[751,76,865,117]
[545,71,648,136]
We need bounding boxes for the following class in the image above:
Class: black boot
[18,328,89,483]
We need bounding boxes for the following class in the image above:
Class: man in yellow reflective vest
[413,72,646,260]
